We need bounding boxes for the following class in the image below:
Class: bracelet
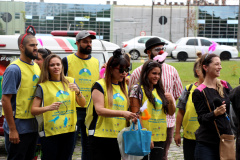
[76,90,80,96]
[76,91,83,98]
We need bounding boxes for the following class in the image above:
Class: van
[0,34,120,136]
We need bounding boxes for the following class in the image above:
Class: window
[15,13,20,19]
[15,30,20,34]
[138,38,150,43]
[186,39,198,46]
[200,39,212,46]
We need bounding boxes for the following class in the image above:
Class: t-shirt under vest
[38,77,77,137]
[182,83,200,140]
[66,53,99,108]
[8,59,41,119]
[141,86,167,142]
[86,79,128,138]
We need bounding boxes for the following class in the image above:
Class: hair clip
[21,25,36,45]
[113,48,124,58]
[208,41,217,54]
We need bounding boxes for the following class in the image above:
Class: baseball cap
[76,30,96,41]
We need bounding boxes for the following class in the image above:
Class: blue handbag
[122,119,152,156]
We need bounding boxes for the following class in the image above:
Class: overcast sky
[0,0,239,5]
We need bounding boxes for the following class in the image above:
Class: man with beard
[2,33,40,160]
[62,30,99,160]
[129,37,182,160]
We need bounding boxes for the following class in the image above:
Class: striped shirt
[129,63,183,128]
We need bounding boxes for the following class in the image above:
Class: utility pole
[169,3,172,42]
[151,0,154,36]
[237,0,240,51]
[187,0,190,37]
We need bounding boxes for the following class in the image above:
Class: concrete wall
[0,1,25,35]
[112,5,196,46]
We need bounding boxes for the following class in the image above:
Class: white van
[0,34,120,136]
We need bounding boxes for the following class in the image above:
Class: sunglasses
[152,47,165,52]
[114,67,129,73]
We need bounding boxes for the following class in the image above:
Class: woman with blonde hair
[86,48,137,160]
[31,54,86,160]
[174,52,204,160]
[192,53,233,160]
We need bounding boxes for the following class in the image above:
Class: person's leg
[4,131,38,160]
[195,142,219,160]
[162,127,174,160]
[150,141,165,160]
[57,132,75,160]
[41,136,58,160]
[183,138,196,160]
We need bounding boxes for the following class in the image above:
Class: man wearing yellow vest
[2,30,40,160]
[62,30,99,160]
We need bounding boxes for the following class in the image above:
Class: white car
[121,36,176,60]
[172,37,238,61]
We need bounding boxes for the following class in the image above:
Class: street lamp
[151,0,155,36]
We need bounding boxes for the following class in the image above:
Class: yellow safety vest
[7,59,40,119]
[86,79,128,138]
[67,53,99,108]
[182,83,200,140]
[39,77,77,137]
[141,86,167,142]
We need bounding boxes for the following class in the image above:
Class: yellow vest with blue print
[67,53,99,108]
[141,86,167,142]
[10,59,40,119]
[39,77,77,137]
[182,83,199,140]
[89,79,128,138]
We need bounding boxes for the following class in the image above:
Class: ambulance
[0,31,120,136]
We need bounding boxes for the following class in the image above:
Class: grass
[131,60,240,89]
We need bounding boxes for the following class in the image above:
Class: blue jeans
[69,108,89,160]
[195,142,220,160]
[4,131,38,160]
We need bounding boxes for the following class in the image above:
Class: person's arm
[173,68,183,101]
[92,89,137,120]
[128,66,141,90]
[165,93,175,115]
[174,109,185,146]
[2,94,20,144]
[31,97,62,115]
[68,83,86,107]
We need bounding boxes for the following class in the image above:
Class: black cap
[144,37,165,53]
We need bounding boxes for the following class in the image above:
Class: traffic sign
[140,31,146,36]
[159,16,167,25]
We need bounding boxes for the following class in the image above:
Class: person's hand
[101,63,107,69]
[150,141,154,149]
[68,83,80,93]
[214,101,226,117]
[164,93,174,105]
[9,129,20,144]
[122,111,138,121]
[174,133,181,147]
[48,102,62,111]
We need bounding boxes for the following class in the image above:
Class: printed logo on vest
[56,90,70,98]
[113,93,124,102]
[79,64,91,77]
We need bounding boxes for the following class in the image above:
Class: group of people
[1,28,239,160]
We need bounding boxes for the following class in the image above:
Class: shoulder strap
[186,84,194,101]
[202,90,221,138]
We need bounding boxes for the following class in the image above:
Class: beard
[25,48,38,60]
[80,45,92,55]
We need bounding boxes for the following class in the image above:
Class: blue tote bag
[122,119,152,156]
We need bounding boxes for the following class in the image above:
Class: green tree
[0,21,5,35]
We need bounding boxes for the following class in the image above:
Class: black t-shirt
[192,82,233,145]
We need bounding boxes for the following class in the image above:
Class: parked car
[121,36,176,60]
[171,37,238,61]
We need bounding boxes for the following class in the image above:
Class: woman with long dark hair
[130,60,175,160]
[31,54,86,160]
[192,53,233,160]
[86,48,137,160]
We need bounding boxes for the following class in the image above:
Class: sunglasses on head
[152,47,165,52]
[114,67,129,73]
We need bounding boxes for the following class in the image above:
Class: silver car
[121,36,176,60]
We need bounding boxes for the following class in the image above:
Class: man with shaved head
[2,32,40,160]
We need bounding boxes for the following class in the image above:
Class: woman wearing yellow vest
[174,53,203,160]
[129,60,175,160]
[87,49,137,160]
[31,54,86,160]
